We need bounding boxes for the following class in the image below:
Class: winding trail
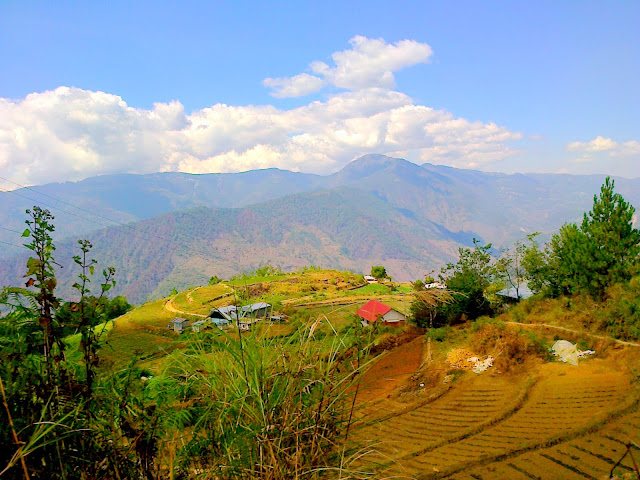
[506,321,640,347]
[164,295,208,318]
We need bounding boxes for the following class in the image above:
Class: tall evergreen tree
[546,177,640,298]
[581,177,640,294]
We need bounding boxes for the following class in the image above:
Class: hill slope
[3,155,640,303]
[3,154,639,256]
[0,187,461,303]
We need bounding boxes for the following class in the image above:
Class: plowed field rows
[454,408,640,480]
[351,377,524,467]
[354,362,636,479]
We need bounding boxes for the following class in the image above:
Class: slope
[3,154,639,258]
[0,187,461,303]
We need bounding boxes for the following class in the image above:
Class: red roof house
[357,300,406,326]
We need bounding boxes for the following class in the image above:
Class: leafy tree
[521,232,552,294]
[370,265,387,279]
[531,177,640,298]
[209,275,222,285]
[436,239,498,323]
[496,240,527,299]
[56,295,132,336]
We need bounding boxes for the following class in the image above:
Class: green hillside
[1,187,458,303]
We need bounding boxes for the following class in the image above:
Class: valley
[2,155,640,304]
[86,269,640,479]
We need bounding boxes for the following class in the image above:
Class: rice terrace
[2,5,640,478]
[87,266,640,480]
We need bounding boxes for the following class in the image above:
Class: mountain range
[1,154,638,303]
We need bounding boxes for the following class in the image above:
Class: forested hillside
[2,154,639,256]
[2,155,639,303]
[0,188,460,303]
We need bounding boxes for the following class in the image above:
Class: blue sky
[0,1,639,186]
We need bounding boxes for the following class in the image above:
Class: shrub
[470,322,546,372]
[425,326,451,342]
[598,276,640,340]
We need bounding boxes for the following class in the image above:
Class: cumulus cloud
[0,85,521,186]
[0,37,524,187]
[264,35,433,97]
[567,136,640,156]
[262,73,325,98]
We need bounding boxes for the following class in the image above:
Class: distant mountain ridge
[4,154,638,253]
[2,155,639,303]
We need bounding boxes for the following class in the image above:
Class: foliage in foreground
[154,324,362,479]
[0,208,367,480]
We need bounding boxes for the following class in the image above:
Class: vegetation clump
[0,209,370,480]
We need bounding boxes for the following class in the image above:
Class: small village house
[364,275,378,284]
[171,317,191,333]
[357,299,406,327]
[191,320,207,333]
[208,302,272,330]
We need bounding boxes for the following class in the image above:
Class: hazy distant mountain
[0,168,325,256]
[2,154,639,302]
[0,187,464,303]
[4,154,638,256]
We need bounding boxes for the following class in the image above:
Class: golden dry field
[97,270,640,479]
[349,338,640,480]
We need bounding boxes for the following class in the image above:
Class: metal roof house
[171,317,191,333]
[208,302,272,330]
[241,302,271,319]
[209,305,239,322]
[191,320,207,333]
[357,300,406,327]
[211,317,230,328]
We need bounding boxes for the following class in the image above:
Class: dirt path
[287,294,411,308]
[164,297,208,318]
[506,321,640,347]
[185,286,201,304]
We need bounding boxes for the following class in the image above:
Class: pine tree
[581,177,640,295]
[547,177,640,298]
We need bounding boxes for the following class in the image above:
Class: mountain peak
[334,154,420,180]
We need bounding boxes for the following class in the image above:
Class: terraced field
[351,375,527,468]
[353,360,638,479]
[451,402,640,480]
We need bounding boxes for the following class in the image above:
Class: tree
[538,177,640,298]
[437,239,498,323]
[370,265,387,279]
[580,177,640,295]
[521,232,552,294]
[410,288,453,329]
[496,240,527,299]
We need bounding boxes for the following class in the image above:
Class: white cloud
[0,37,525,187]
[264,35,433,97]
[567,136,640,156]
[262,73,325,98]
[0,85,521,186]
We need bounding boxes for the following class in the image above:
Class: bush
[598,276,640,340]
[470,322,547,372]
[425,326,451,342]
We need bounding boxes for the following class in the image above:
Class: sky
[0,1,639,188]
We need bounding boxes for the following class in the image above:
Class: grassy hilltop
[78,268,640,479]
[2,175,640,479]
